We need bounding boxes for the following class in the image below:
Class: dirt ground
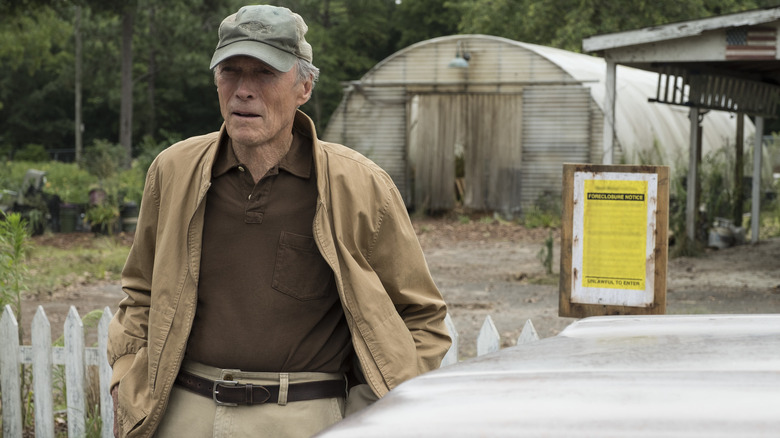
[414,216,780,358]
[20,216,780,359]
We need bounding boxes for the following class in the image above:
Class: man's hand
[112,385,119,437]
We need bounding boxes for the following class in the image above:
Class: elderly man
[107,4,450,438]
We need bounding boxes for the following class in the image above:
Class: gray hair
[296,58,320,88]
[213,58,320,89]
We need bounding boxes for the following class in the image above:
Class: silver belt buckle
[213,379,240,407]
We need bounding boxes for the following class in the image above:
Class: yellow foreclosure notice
[582,179,648,291]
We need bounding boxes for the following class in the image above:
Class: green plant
[81,139,126,182]
[667,139,768,255]
[0,211,34,428]
[117,165,145,206]
[13,143,49,162]
[136,132,175,177]
[522,192,561,229]
[0,212,32,329]
[699,147,738,221]
[1,160,98,205]
[522,206,559,228]
[85,203,119,234]
[51,309,106,438]
[458,214,471,224]
[537,230,555,275]
[25,208,44,233]
[26,236,128,295]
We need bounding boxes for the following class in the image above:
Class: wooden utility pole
[74,6,83,163]
[119,4,135,168]
[733,113,744,227]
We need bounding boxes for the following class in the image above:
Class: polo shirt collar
[212,126,312,180]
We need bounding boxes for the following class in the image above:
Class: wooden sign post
[559,164,669,318]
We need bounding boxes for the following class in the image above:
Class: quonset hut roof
[329,35,750,171]
[324,35,752,213]
[515,40,753,167]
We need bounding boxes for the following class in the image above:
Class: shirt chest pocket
[272,231,335,301]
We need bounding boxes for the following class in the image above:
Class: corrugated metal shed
[323,35,751,214]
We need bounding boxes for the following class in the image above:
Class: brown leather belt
[175,371,346,406]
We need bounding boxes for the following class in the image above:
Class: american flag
[725,26,776,60]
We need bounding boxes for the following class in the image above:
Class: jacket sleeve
[367,185,452,373]
[107,161,161,388]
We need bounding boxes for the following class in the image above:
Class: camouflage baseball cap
[210,5,313,72]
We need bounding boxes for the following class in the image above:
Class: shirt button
[238,166,245,172]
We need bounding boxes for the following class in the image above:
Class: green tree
[130,0,237,142]
[266,0,399,129]
[454,0,779,52]
[393,0,460,50]
[5,0,775,168]
[0,7,73,154]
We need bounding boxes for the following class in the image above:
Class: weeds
[0,228,123,434]
[521,193,561,229]
[537,231,555,275]
[50,309,106,438]
[26,236,128,295]
[669,135,779,255]
[0,212,34,429]
[0,212,32,334]
[522,206,561,229]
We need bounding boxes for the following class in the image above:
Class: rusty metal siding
[589,99,605,163]
[323,36,584,211]
[408,94,463,211]
[521,85,591,211]
[462,94,524,214]
[323,34,747,214]
[408,93,525,213]
[324,86,409,203]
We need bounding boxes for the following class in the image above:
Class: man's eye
[219,67,240,77]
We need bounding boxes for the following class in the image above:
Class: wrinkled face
[215,56,312,150]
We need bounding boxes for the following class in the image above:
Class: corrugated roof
[519,40,753,168]
[344,35,752,171]
[583,6,780,52]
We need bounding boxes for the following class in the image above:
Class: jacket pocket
[272,231,334,301]
[117,347,151,437]
[361,312,418,389]
[147,304,174,391]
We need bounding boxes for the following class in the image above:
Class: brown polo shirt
[186,126,352,373]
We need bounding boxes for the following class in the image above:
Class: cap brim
[210,40,297,72]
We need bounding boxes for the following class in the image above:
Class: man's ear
[298,77,313,106]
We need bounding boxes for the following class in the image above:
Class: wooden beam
[582,7,780,53]
[752,116,764,243]
[686,107,700,242]
[602,60,617,164]
[734,113,745,227]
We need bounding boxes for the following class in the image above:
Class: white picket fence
[0,305,114,438]
[440,313,540,366]
[0,305,540,437]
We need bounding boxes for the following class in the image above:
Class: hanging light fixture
[448,41,470,69]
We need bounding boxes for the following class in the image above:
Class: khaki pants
[155,360,346,438]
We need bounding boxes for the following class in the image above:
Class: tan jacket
[107,111,451,437]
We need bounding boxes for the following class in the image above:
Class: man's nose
[235,75,255,99]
